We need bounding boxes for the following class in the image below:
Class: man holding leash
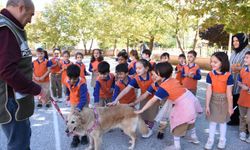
[0,0,48,149]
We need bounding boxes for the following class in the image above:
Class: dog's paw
[128,146,134,150]
[85,146,93,150]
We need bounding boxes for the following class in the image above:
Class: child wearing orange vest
[50,48,62,100]
[237,51,250,143]
[33,48,52,108]
[135,62,202,150]
[112,63,136,104]
[60,51,72,95]
[205,52,234,149]
[65,64,89,148]
[142,49,156,70]
[175,54,186,85]
[109,59,157,138]
[75,52,88,82]
[128,49,139,77]
[182,50,201,95]
[93,61,115,106]
[89,49,103,87]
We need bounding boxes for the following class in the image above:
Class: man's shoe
[157,132,164,139]
[45,103,51,108]
[37,103,42,108]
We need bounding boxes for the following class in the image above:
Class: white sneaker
[187,134,200,144]
[239,132,246,141]
[204,139,214,150]
[217,139,226,149]
[142,128,153,138]
[246,136,250,143]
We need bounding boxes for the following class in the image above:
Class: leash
[50,96,66,123]
[87,106,99,134]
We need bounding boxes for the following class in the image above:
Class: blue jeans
[1,97,31,150]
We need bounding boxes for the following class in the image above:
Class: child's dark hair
[137,59,152,72]
[53,48,61,53]
[178,54,186,59]
[98,61,110,74]
[67,64,80,78]
[212,52,230,72]
[91,49,104,63]
[130,49,139,60]
[245,51,250,56]
[188,50,197,57]
[62,50,70,56]
[160,52,170,59]
[44,50,49,60]
[115,63,128,73]
[142,49,151,57]
[117,51,128,60]
[75,52,83,59]
[155,62,173,79]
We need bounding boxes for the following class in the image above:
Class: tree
[200,24,229,49]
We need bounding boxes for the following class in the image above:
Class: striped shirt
[230,46,250,94]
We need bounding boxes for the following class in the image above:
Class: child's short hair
[53,48,61,53]
[188,50,197,57]
[75,52,83,59]
[155,62,173,79]
[115,63,128,73]
[130,49,139,60]
[245,51,250,56]
[36,47,44,52]
[98,61,110,74]
[137,59,152,72]
[67,64,80,78]
[62,50,70,56]
[178,54,186,59]
[212,52,230,72]
[117,51,128,60]
[142,49,151,57]
[160,52,170,59]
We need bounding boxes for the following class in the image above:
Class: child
[65,64,89,148]
[141,49,156,70]
[128,49,140,77]
[110,59,157,137]
[237,51,250,143]
[182,50,201,95]
[112,63,136,104]
[93,61,115,106]
[75,52,88,81]
[205,52,234,149]
[117,51,136,76]
[135,62,201,150]
[49,48,62,100]
[159,52,170,63]
[89,49,103,87]
[60,50,72,102]
[176,54,186,85]
[33,48,52,108]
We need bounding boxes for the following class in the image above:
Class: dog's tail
[137,116,149,135]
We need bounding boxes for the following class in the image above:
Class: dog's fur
[66,104,149,150]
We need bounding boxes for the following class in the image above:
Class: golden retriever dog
[66,104,150,150]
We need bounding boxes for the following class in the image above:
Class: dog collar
[87,107,99,134]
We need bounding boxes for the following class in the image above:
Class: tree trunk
[113,39,117,56]
[126,38,129,53]
[149,35,154,51]
[88,39,94,54]
[228,33,233,57]
[192,28,199,51]
[176,35,185,54]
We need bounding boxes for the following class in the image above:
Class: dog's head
[65,110,83,135]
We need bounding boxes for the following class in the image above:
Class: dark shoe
[37,103,42,108]
[71,136,80,148]
[81,136,88,145]
[227,121,239,126]
[157,132,164,139]
[45,103,51,108]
